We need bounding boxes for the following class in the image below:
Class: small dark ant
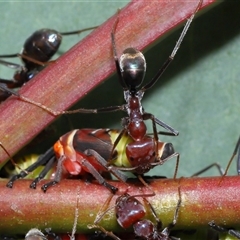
[0,26,96,100]
[208,220,240,239]
[89,187,182,240]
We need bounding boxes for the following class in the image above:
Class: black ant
[0,26,96,100]
[89,187,181,240]
[208,221,240,239]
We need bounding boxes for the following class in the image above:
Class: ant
[45,0,204,172]
[89,187,181,240]
[0,26,96,100]
[6,0,203,193]
[208,221,240,239]
[25,228,48,240]
[6,128,174,194]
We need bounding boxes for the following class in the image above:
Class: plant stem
[0,176,239,235]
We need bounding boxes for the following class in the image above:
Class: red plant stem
[0,176,239,234]
[0,0,216,167]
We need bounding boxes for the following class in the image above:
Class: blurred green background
[0,0,239,179]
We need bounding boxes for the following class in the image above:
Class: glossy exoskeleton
[43,0,204,180]
[0,26,96,100]
[6,0,202,194]
[208,220,240,239]
[89,188,181,240]
[6,128,175,194]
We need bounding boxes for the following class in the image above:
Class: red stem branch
[0,176,239,235]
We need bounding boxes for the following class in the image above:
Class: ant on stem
[6,0,203,193]
[190,135,240,177]
[0,26,96,100]
[89,187,182,240]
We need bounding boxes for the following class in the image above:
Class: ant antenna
[0,142,28,175]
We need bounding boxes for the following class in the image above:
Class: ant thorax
[124,90,144,114]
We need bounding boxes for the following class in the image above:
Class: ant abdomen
[120,47,146,89]
[22,29,62,67]
[161,143,175,160]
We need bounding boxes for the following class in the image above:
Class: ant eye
[119,48,146,90]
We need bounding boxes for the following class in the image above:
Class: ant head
[115,193,146,229]
[25,228,47,240]
[133,219,157,239]
[22,29,62,67]
[119,48,146,92]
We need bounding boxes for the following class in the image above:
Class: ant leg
[53,104,125,115]
[135,175,156,198]
[60,26,98,36]
[18,54,51,66]
[143,113,179,174]
[168,187,182,229]
[159,187,181,239]
[191,163,225,177]
[0,83,62,115]
[70,188,80,240]
[237,137,240,175]
[154,116,179,136]
[209,221,240,239]
[81,157,118,194]
[192,135,240,177]
[0,59,26,85]
[0,142,29,176]
[88,193,121,240]
[88,225,120,240]
[6,147,55,188]
[142,0,203,91]
[223,135,240,176]
[143,113,179,136]
[0,59,24,70]
[151,150,180,179]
